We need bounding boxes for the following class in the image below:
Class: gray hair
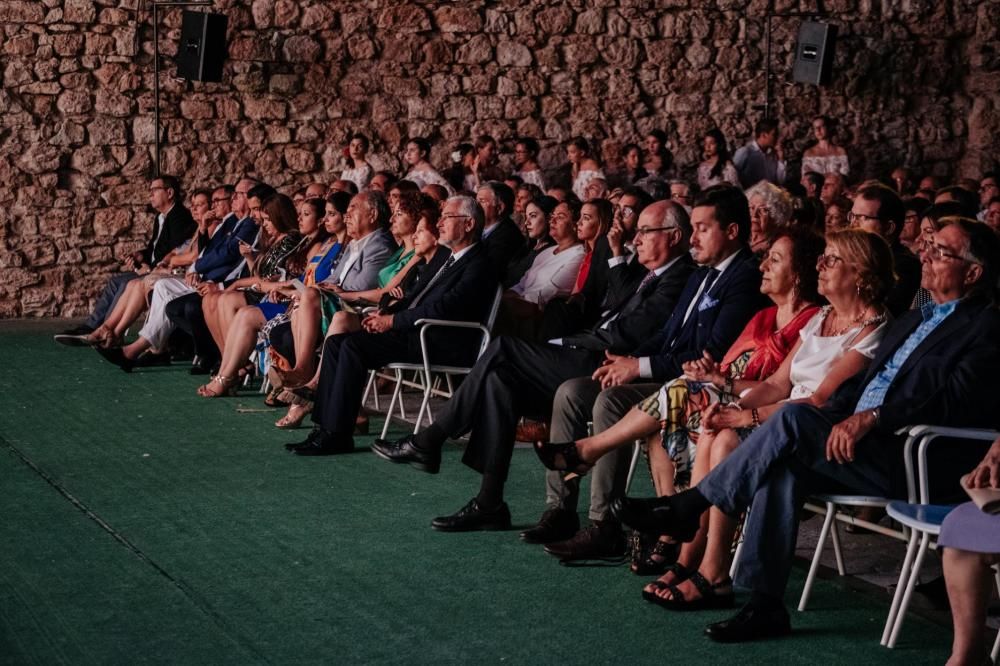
[745,181,793,227]
[647,199,692,241]
[448,195,486,242]
[356,190,391,229]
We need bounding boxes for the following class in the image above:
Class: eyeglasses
[847,211,880,225]
[925,243,982,265]
[816,254,846,270]
[980,182,998,192]
[440,214,471,221]
[635,225,678,237]
[211,197,230,204]
[613,204,635,218]
[749,206,769,218]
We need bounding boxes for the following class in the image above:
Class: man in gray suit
[320,191,396,293]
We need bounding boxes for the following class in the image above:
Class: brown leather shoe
[543,520,626,562]
[515,419,549,443]
[519,508,580,544]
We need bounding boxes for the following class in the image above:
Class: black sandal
[264,386,287,407]
[631,537,680,576]
[651,571,735,612]
[533,441,593,478]
[641,563,693,603]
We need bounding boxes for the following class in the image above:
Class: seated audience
[746,181,794,256]
[801,116,850,176]
[403,137,452,194]
[341,133,373,191]
[476,181,527,279]
[984,195,1000,235]
[800,171,824,200]
[733,119,785,188]
[611,218,1000,643]
[900,196,932,252]
[697,129,740,190]
[503,195,557,288]
[825,195,852,233]
[643,129,673,178]
[513,137,546,190]
[566,137,606,201]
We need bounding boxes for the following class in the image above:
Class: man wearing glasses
[613,218,1000,643]
[848,184,922,315]
[371,199,697,536]
[59,175,196,338]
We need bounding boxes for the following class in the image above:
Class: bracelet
[751,408,761,428]
[724,376,734,396]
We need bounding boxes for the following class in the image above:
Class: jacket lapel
[891,301,979,381]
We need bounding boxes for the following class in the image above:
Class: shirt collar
[919,298,959,321]
[709,248,741,276]
[448,243,476,263]
[651,255,682,277]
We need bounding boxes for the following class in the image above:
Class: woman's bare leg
[202,291,225,351]
[575,406,661,463]
[215,306,266,379]
[290,311,361,390]
[944,547,998,666]
[277,289,325,386]
[215,291,249,345]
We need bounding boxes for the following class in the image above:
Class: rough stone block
[283,35,321,62]
[456,34,492,64]
[434,6,482,33]
[496,40,532,67]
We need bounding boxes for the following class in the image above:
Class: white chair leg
[798,502,837,611]
[830,517,846,576]
[730,537,744,579]
[882,531,922,645]
[362,370,375,408]
[380,369,404,440]
[887,532,932,648]
[623,441,642,494]
[413,370,433,433]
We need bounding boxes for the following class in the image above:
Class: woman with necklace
[536,229,893,606]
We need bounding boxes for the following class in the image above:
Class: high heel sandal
[197,375,236,398]
[275,402,311,429]
[630,536,680,576]
[533,441,593,479]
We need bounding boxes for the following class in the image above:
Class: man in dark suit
[371,200,697,532]
[62,175,196,337]
[288,195,497,456]
[848,184,922,315]
[541,185,768,561]
[477,181,527,279]
[613,218,1000,643]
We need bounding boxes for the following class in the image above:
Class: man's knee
[593,385,643,429]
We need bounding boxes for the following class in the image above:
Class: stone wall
[1,0,998,318]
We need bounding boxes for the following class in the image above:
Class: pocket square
[698,294,719,311]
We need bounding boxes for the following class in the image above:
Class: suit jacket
[194,214,258,283]
[824,296,1000,498]
[391,244,498,363]
[886,244,922,317]
[334,228,397,292]
[560,254,697,354]
[635,247,768,381]
[385,245,451,310]
[141,204,197,267]
[482,217,527,280]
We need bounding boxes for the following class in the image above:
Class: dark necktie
[635,270,657,294]
[701,267,720,298]
[409,254,455,308]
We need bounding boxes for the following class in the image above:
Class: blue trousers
[698,403,893,599]
[85,272,138,329]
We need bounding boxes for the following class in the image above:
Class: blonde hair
[827,228,896,306]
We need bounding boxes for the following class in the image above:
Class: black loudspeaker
[792,21,837,86]
[176,11,228,82]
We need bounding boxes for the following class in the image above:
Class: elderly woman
[403,137,452,194]
[566,137,606,201]
[341,133,373,191]
[538,230,893,597]
[802,115,850,176]
[196,194,321,397]
[939,437,1000,666]
[900,196,932,252]
[746,181,794,255]
[697,129,740,190]
[825,195,852,234]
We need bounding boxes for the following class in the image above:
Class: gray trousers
[546,379,661,521]
[85,271,138,329]
[698,402,892,599]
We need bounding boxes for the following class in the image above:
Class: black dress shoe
[519,508,580,544]
[370,435,441,474]
[543,520,626,562]
[95,346,135,372]
[60,324,94,336]
[136,351,172,367]
[291,430,354,456]
[609,496,700,542]
[704,602,791,643]
[431,498,512,532]
[285,426,322,451]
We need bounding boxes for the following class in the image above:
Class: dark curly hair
[770,226,826,306]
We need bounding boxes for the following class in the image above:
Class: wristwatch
[870,408,881,427]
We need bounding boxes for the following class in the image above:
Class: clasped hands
[591,351,640,388]
[362,312,393,334]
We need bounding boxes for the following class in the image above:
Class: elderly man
[288,196,496,456]
[59,175,196,339]
[371,200,697,532]
[320,191,396,293]
[613,218,1000,642]
[476,181,526,279]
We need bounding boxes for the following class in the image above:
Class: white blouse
[697,161,741,189]
[515,169,546,191]
[405,168,454,195]
[801,153,850,177]
[787,308,886,400]
[509,244,586,306]
[572,169,606,200]
[341,164,373,191]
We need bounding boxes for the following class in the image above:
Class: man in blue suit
[542,185,768,561]
[613,218,1000,643]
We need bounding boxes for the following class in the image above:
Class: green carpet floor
[0,323,950,664]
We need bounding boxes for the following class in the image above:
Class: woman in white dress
[402,137,453,194]
[697,129,740,190]
[644,129,674,178]
[801,115,850,176]
[340,133,373,191]
[566,137,605,201]
[513,137,546,190]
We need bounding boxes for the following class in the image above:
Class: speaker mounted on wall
[176,10,228,82]
[793,20,837,86]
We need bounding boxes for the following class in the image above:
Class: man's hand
[966,438,1000,489]
[607,221,625,257]
[682,350,724,386]
[196,281,219,297]
[592,351,640,388]
[363,313,393,334]
[185,273,201,287]
[825,411,877,464]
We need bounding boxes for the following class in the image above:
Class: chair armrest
[414,318,488,330]
[413,318,492,374]
[900,424,1000,504]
